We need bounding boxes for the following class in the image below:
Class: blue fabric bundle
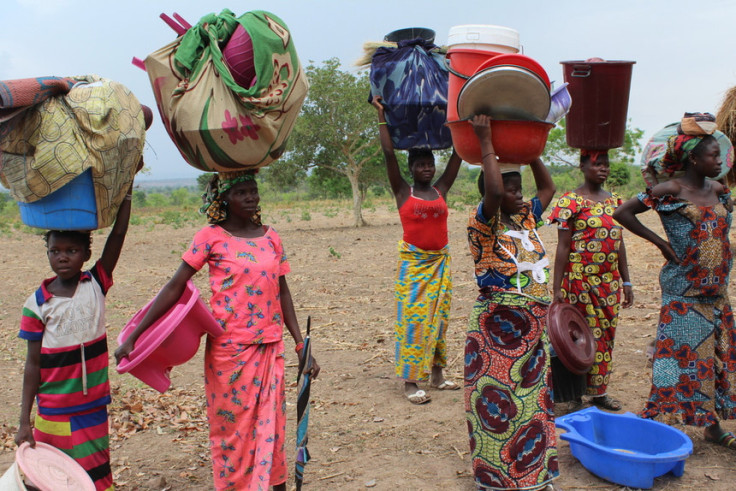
[370,39,452,150]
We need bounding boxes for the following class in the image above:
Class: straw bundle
[716,86,736,186]
[354,41,448,67]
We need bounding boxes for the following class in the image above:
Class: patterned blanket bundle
[144,9,308,172]
[0,75,146,229]
[370,39,452,150]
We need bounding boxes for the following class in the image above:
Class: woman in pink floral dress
[116,171,319,490]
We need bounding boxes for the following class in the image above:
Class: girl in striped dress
[15,179,136,491]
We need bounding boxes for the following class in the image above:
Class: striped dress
[19,262,114,491]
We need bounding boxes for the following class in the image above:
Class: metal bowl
[457,65,550,121]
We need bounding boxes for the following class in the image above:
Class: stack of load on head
[368,27,453,150]
[138,9,308,173]
[0,76,148,231]
[560,58,636,151]
[444,25,557,165]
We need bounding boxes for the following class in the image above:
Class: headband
[200,170,258,224]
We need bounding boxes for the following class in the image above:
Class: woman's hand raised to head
[370,95,385,117]
[470,114,492,141]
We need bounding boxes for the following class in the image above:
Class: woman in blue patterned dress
[614,124,736,449]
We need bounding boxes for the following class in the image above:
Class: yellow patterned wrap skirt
[394,240,452,381]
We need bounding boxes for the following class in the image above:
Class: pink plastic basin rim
[16,442,95,490]
[116,281,223,374]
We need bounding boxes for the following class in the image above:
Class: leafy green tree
[265,58,383,226]
[132,190,147,208]
[197,173,214,192]
[541,119,644,166]
[170,188,190,206]
[607,161,631,190]
[146,192,169,208]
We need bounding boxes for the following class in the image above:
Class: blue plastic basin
[19,169,98,230]
[556,407,693,489]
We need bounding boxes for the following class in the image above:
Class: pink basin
[117,280,224,392]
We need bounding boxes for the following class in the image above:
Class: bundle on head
[354,40,448,67]
[716,87,736,186]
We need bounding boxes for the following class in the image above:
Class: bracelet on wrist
[378,121,387,126]
[124,194,133,201]
[622,281,633,287]
[294,342,304,353]
[482,152,497,161]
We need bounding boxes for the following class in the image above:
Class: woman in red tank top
[372,96,462,405]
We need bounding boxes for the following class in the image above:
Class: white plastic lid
[16,442,96,491]
[447,24,520,51]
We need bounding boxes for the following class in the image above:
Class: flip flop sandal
[707,431,736,450]
[590,395,622,411]
[431,380,461,390]
[406,389,431,405]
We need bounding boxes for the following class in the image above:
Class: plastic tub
[457,65,550,121]
[18,169,98,231]
[447,24,520,52]
[556,407,693,489]
[445,119,553,164]
[561,60,636,149]
[117,280,224,393]
[223,24,256,88]
[0,462,24,490]
[546,83,572,124]
[0,442,96,490]
[446,48,501,121]
[477,54,550,88]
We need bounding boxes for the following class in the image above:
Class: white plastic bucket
[447,25,520,52]
[0,462,26,491]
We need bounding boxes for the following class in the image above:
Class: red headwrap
[580,149,608,164]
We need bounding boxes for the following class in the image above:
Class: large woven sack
[145,9,308,172]
[0,75,146,228]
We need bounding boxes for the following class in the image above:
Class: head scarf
[200,170,258,224]
[660,112,716,175]
[580,149,608,165]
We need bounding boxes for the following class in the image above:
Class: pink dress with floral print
[183,225,290,490]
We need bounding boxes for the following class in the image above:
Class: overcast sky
[2,0,735,180]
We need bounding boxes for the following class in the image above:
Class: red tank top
[398,188,449,250]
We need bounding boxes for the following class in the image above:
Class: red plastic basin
[477,53,550,88]
[446,48,502,121]
[446,119,553,164]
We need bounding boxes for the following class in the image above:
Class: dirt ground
[0,200,735,490]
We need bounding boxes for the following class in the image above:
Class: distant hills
[135,178,198,189]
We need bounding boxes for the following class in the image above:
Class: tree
[607,161,631,190]
[265,58,383,226]
[541,119,644,166]
[197,173,214,192]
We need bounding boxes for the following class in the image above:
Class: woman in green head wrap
[116,169,320,488]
